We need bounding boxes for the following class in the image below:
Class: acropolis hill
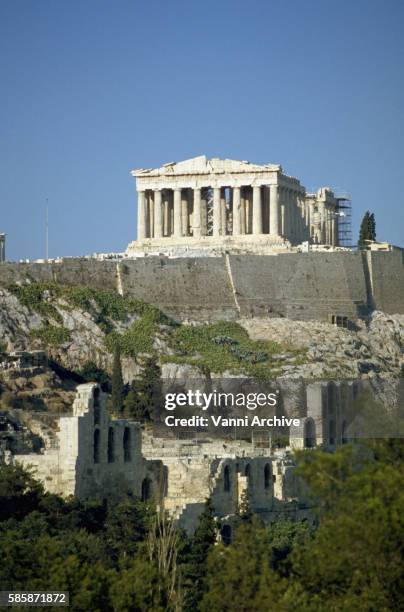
[1,155,403,324]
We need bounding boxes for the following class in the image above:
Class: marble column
[201,194,207,236]
[240,190,246,234]
[291,191,297,242]
[318,201,326,243]
[181,190,189,236]
[304,197,310,240]
[163,192,170,236]
[173,189,182,238]
[137,190,146,241]
[232,187,241,235]
[220,189,227,235]
[213,187,221,237]
[269,184,280,236]
[193,188,201,239]
[153,190,162,239]
[252,186,262,235]
[148,193,154,238]
[333,214,339,246]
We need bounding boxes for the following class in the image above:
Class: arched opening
[93,387,100,407]
[329,419,336,445]
[123,427,131,462]
[107,427,115,463]
[245,464,251,484]
[264,463,271,489]
[93,388,100,425]
[141,478,152,501]
[93,428,100,464]
[220,524,232,546]
[342,420,348,444]
[224,465,231,492]
[304,418,316,448]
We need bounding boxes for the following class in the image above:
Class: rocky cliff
[0,282,403,413]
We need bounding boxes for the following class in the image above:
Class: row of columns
[310,202,338,246]
[137,185,315,244]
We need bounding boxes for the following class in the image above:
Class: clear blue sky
[1,0,403,260]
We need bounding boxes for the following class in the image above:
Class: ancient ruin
[127,156,342,255]
[4,378,368,533]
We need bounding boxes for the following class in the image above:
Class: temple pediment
[132,155,281,177]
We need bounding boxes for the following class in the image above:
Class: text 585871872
[0,592,69,607]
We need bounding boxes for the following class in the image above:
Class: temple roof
[131,155,281,177]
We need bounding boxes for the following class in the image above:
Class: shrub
[31,325,71,346]
[8,283,63,323]
[168,321,280,377]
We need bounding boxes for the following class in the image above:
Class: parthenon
[127,156,341,254]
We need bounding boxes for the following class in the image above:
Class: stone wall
[16,383,147,499]
[366,250,404,314]
[0,250,403,322]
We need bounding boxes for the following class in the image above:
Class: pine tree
[369,212,376,241]
[111,346,124,414]
[182,498,217,611]
[358,211,376,248]
[124,356,163,422]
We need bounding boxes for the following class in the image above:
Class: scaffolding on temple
[204,187,214,236]
[335,194,353,248]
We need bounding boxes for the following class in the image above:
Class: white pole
[45,200,49,261]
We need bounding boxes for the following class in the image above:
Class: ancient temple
[127,156,340,254]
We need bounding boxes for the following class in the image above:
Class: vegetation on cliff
[163,320,306,378]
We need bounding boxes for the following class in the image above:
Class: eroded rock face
[1,283,403,413]
[0,290,42,350]
[240,312,404,382]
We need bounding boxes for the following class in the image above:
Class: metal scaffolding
[335,195,353,248]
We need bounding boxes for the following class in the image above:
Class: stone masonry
[8,379,368,533]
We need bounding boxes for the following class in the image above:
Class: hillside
[0,282,403,412]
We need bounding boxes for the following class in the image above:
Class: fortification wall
[0,251,403,322]
[366,250,404,314]
[228,252,369,319]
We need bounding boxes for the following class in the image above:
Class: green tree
[0,464,44,522]
[182,498,218,611]
[124,356,163,422]
[290,442,404,610]
[111,347,124,414]
[358,211,376,248]
[109,557,167,612]
[200,522,286,612]
[77,361,111,390]
[369,212,376,241]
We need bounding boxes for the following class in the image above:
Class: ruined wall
[0,251,403,322]
[16,383,146,499]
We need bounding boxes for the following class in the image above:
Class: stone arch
[93,388,101,425]
[141,477,152,501]
[224,465,231,492]
[304,418,316,448]
[327,382,336,416]
[341,420,348,444]
[329,419,336,445]
[220,524,232,546]
[107,427,115,463]
[93,428,100,464]
[264,463,271,489]
[123,427,131,462]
